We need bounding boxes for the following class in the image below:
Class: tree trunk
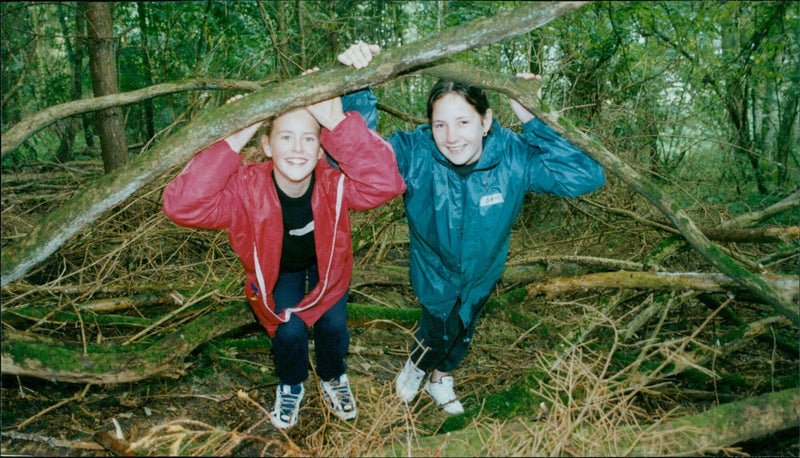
[0,1,588,286]
[136,1,156,142]
[55,4,82,163]
[85,2,128,173]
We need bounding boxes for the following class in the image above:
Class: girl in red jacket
[162,70,405,429]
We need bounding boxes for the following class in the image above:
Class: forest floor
[1,161,798,456]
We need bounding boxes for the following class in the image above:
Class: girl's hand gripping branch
[222,94,265,153]
[302,67,347,130]
[507,73,543,125]
[337,41,381,69]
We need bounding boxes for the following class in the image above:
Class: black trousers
[409,297,487,373]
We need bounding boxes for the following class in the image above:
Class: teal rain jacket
[342,90,606,328]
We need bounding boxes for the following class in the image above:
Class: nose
[445,126,457,143]
[291,137,302,152]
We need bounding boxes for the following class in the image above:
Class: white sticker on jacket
[289,221,315,237]
[479,192,505,207]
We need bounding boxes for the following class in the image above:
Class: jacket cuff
[320,111,366,143]
[522,117,561,142]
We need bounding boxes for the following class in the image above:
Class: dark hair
[426,79,491,122]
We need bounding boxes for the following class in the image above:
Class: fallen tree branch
[0,299,421,383]
[580,197,799,243]
[701,226,799,244]
[716,189,800,229]
[1,79,269,157]
[525,270,799,304]
[1,431,104,452]
[1,301,253,384]
[507,254,662,271]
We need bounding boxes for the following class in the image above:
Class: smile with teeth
[285,157,309,166]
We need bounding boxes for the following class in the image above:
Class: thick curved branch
[0,300,420,384]
[1,79,267,157]
[390,388,799,456]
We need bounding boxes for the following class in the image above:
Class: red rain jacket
[163,113,405,337]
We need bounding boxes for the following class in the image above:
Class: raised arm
[319,113,405,211]
[519,117,605,198]
[503,74,605,197]
[162,95,261,229]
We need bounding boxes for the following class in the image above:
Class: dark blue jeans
[271,265,350,385]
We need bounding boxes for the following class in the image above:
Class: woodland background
[1,1,798,456]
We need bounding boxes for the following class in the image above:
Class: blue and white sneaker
[320,373,357,420]
[270,383,304,429]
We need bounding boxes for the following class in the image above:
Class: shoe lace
[326,378,353,410]
[278,388,301,419]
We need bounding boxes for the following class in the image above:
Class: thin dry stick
[16,383,91,429]
[64,294,88,354]
[508,321,543,349]
[122,289,217,345]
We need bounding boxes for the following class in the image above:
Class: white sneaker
[424,376,464,415]
[395,358,425,402]
[270,383,304,429]
[320,373,357,421]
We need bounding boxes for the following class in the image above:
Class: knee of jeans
[274,321,307,344]
[316,315,348,337]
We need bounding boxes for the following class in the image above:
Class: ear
[482,108,493,132]
[316,146,325,160]
[260,134,272,159]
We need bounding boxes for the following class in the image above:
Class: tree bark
[55,4,83,163]
[1,1,588,286]
[418,61,800,325]
[85,2,128,173]
[701,226,798,244]
[1,301,254,384]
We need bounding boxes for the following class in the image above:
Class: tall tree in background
[136,1,155,143]
[85,1,127,173]
[55,3,87,163]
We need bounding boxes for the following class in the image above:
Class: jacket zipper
[253,174,345,322]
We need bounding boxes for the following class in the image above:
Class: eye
[459,120,470,126]
[433,122,445,129]
[304,136,317,143]
[280,135,291,141]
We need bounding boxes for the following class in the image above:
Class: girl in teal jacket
[340,43,606,414]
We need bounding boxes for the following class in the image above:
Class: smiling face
[430,92,493,166]
[260,108,323,197]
